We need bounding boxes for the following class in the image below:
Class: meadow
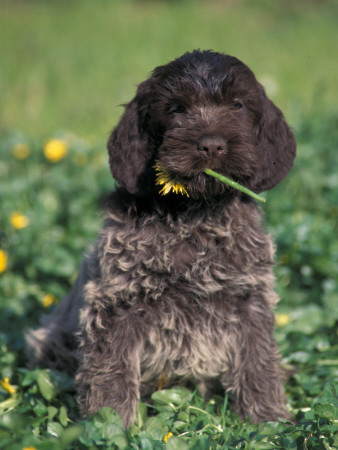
[0,0,337,448]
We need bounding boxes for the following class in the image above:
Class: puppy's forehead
[152,50,257,98]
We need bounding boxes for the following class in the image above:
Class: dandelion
[10,212,29,229]
[42,294,58,308]
[44,139,68,162]
[154,161,266,202]
[276,313,291,327]
[13,143,30,159]
[23,447,37,450]
[154,161,189,197]
[0,250,8,273]
[0,377,17,395]
[163,432,173,442]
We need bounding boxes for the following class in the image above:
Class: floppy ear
[249,86,296,193]
[107,80,154,194]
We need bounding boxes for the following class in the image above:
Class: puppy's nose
[197,136,227,155]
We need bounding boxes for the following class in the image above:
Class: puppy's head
[108,50,296,199]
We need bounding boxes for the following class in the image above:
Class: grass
[0,0,338,448]
[1,0,338,138]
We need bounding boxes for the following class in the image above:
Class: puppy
[27,50,296,428]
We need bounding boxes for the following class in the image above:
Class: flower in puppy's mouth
[154,161,189,197]
[154,161,266,203]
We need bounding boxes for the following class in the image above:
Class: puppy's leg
[76,307,143,429]
[226,294,290,422]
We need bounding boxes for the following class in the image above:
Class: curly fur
[27,50,296,428]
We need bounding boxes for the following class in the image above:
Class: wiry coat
[27,50,296,428]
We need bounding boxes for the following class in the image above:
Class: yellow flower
[42,294,58,308]
[163,432,173,442]
[23,447,37,450]
[154,161,189,197]
[276,313,291,327]
[10,212,29,229]
[13,143,30,159]
[0,250,8,273]
[0,377,17,395]
[44,139,68,162]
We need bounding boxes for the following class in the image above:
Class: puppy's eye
[231,101,244,111]
[168,104,185,114]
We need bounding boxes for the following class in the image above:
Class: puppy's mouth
[154,160,234,199]
[155,161,264,202]
[155,131,258,199]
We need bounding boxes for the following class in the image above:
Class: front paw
[76,371,139,429]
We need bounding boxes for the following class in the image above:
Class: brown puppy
[27,50,296,428]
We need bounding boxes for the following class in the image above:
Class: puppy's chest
[101,219,226,279]
[98,209,272,303]
[140,297,236,384]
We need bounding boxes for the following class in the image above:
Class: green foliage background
[0,0,337,448]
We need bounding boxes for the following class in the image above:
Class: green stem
[204,169,266,203]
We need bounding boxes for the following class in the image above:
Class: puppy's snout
[197,136,227,156]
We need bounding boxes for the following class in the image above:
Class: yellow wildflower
[276,313,291,327]
[0,377,17,395]
[10,212,29,229]
[13,143,30,159]
[23,447,37,450]
[42,294,58,308]
[0,249,8,273]
[154,161,189,197]
[163,432,173,442]
[44,139,68,162]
